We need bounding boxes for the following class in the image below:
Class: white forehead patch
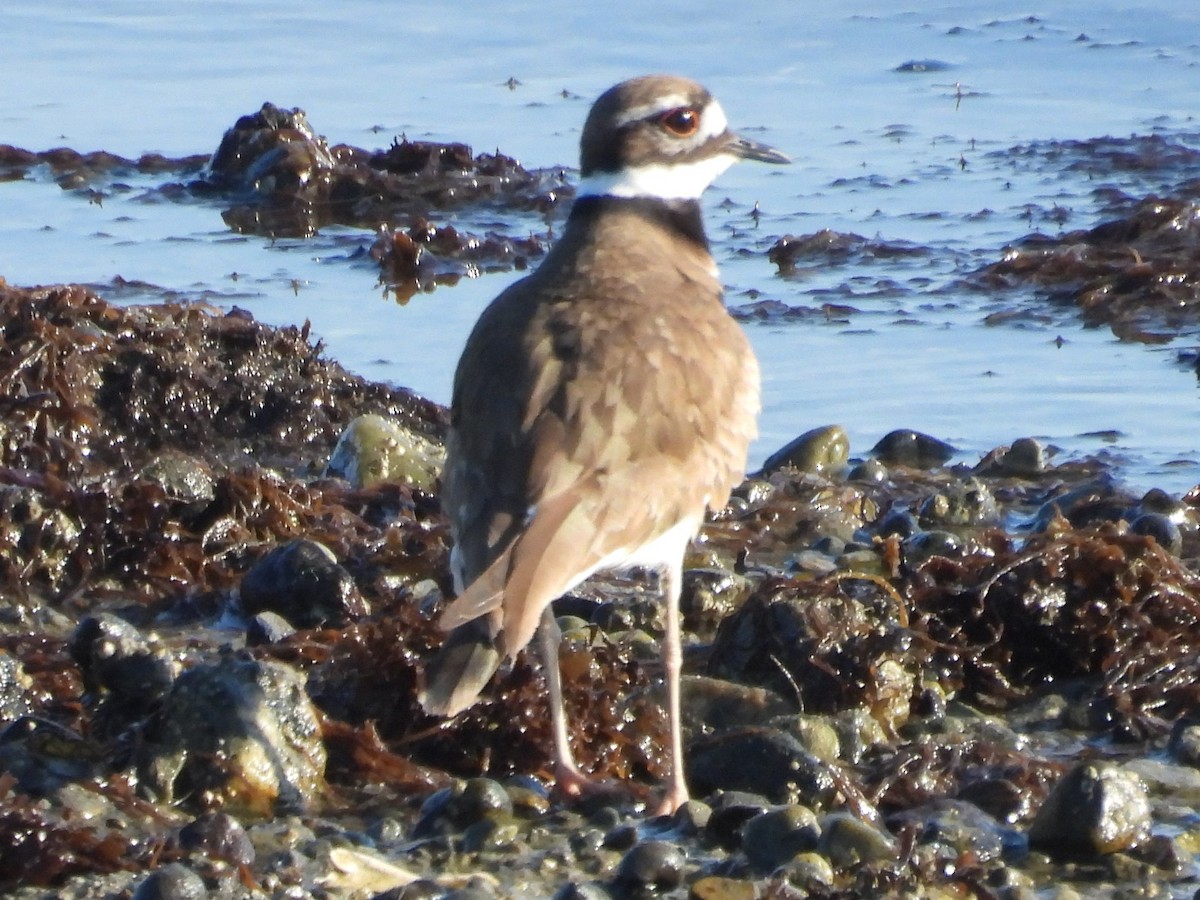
[576,152,737,201]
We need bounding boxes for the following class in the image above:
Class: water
[4,1,1200,491]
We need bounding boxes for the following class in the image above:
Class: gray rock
[239,538,367,627]
[324,412,444,490]
[614,839,686,892]
[741,804,821,871]
[1028,762,1151,856]
[141,654,326,814]
[872,429,956,468]
[130,863,207,900]
[759,424,850,476]
[817,812,897,867]
[687,727,837,806]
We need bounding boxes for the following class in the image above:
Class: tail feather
[417,618,502,717]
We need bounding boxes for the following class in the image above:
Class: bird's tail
[417,617,502,717]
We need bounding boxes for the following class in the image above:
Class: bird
[418,74,788,814]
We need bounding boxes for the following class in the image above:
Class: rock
[758,425,850,476]
[704,791,773,850]
[776,851,835,890]
[1129,512,1182,555]
[689,875,759,899]
[871,430,956,468]
[817,812,897,867]
[679,568,754,639]
[239,538,367,627]
[0,716,103,795]
[131,862,208,900]
[324,413,444,491]
[0,649,33,722]
[176,811,256,866]
[414,778,514,837]
[245,610,296,646]
[1028,762,1151,856]
[138,450,217,512]
[916,477,998,528]
[887,799,1024,864]
[70,613,176,712]
[1168,717,1200,767]
[741,805,821,871]
[975,436,1047,477]
[680,676,793,741]
[614,839,686,893]
[141,654,326,814]
[687,728,836,806]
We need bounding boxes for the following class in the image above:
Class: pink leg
[537,605,591,796]
[655,564,690,815]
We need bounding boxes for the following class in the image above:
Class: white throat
[576,153,737,201]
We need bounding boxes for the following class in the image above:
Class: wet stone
[130,862,207,900]
[704,791,774,850]
[0,649,33,722]
[245,610,296,646]
[679,675,792,740]
[176,811,256,866]
[901,529,963,567]
[687,727,836,806]
[817,812,897,867]
[1167,717,1200,768]
[689,875,758,900]
[0,715,102,795]
[975,437,1047,477]
[613,839,686,894]
[1028,762,1151,856]
[679,568,754,639]
[758,424,850,476]
[555,883,614,900]
[1129,512,1182,555]
[138,450,217,510]
[776,851,835,891]
[871,429,957,468]
[324,412,444,491]
[70,613,175,710]
[741,804,821,871]
[141,654,326,814]
[888,799,1022,865]
[414,777,514,836]
[847,457,888,483]
[238,538,367,628]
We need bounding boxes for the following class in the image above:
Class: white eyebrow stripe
[612,94,693,127]
[611,98,731,143]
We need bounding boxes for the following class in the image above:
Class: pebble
[687,727,836,806]
[70,613,175,708]
[757,424,849,476]
[871,429,956,468]
[130,863,208,900]
[614,840,686,893]
[705,791,773,850]
[141,654,326,813]
[324,412,444,490]
[689,875,758,899]
[0,649,33,721]
[1028,762,1151,855]
[177,811,256,866]
[741,804,820,871]
[238,538,367,627]
[817,812,897,866]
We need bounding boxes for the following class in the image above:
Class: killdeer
[419,74,788,813]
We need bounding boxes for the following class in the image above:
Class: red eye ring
[658,107,701,137]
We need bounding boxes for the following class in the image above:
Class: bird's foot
[551,761,629,805]
[651,779,690,817]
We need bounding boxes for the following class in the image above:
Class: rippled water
[4,1,1200,490]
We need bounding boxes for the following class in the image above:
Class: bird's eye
[658,107,700,137]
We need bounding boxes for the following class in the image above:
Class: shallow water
[4,1,1200,490]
